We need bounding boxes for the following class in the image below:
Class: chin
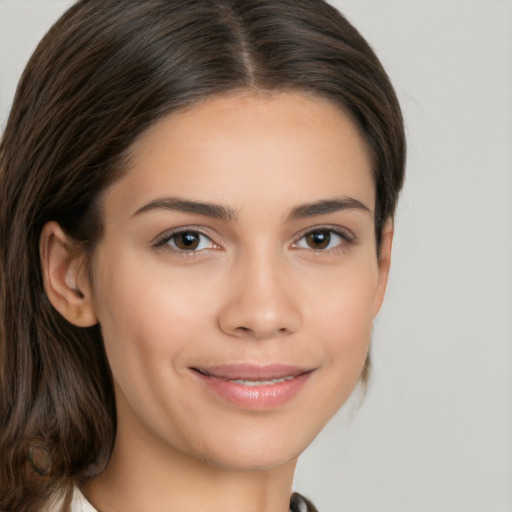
[201,448,299,473]
[188,423,315,472]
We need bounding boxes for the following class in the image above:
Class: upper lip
[191,363,314,380]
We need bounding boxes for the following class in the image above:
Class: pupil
[176,231,199,250]
[307,230,330,249]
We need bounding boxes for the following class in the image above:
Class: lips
[193,363,310,380]
[191,364,314,409]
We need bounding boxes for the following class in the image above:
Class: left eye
[294,229,344,251]
[164,230,216,251]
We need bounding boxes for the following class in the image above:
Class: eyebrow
[133,197,238,221]
[132,196,371,222]
[287,197,372,220]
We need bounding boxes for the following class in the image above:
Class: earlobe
[371,219,394,317]
[39,222,98,327]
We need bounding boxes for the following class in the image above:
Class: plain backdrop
[1,1,511,511]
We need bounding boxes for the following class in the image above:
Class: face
[88,91,391,471]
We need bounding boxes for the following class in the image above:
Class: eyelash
[292,227,355,254]
[153,226,355,256]
[153,227,220,255]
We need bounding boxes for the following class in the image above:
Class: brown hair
[0,0,405,510]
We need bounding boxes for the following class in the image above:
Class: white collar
[71,488,97,512]
[70,487,312,512]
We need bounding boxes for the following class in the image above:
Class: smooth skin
[41,91,393,512]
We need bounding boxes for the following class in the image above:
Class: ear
[371,218,394,318]
[39,222,98,327]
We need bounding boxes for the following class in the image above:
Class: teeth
[230,376,295,386]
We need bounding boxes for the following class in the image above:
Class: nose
[217,251,302,340]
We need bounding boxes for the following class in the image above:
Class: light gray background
[1,1,511,511]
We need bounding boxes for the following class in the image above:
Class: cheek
[308,254,378,326]
[305,257,378,370]
[92,251,219,384]
[93,269,195,432]
[91,255,161,373]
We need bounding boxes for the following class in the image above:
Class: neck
[82,394,297,512]
[84,447,296,512]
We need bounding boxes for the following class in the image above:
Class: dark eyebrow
[132,197,238,221]
[288,197,372,221]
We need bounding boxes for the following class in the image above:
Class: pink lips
[191,364,313,409]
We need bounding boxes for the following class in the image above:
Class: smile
[191,364,314,409]
[231,376,295,386]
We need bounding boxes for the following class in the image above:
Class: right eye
[156,230,217,252]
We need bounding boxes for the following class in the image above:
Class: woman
[0,1,405,511]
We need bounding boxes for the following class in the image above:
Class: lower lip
[194,371,312,409]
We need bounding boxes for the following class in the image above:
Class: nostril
[233,325,290,340]
[217,293,302,339]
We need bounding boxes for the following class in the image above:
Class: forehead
[103,91,375,220]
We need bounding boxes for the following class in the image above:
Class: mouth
[190,364,314,409]
[194,369,300,386]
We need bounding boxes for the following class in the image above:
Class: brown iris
[173,231,201,250]
[305,230,331,250]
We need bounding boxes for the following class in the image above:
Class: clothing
[290,492,319,512]
[69,488,318,512]
[69,489,97,512]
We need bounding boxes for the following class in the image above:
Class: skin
[41,91,393,512]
